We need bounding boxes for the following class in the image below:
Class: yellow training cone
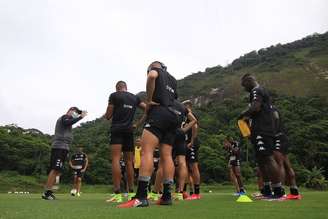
[236,195,253,203]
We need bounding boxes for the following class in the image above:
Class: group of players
[42,61,301,207]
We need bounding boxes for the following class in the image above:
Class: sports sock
[194,184,200,194]
[135,176,150,200]
[263,182,272,196]
[183,184,187,192]
[272,183,285,197]
[163,179,174,200]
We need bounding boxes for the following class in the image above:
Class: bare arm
[181,111,197,133]
[69,160,73,169]
[104,104,114,120]
[134,102,147,129]
[82,155,89,172]
[146,70,159,104]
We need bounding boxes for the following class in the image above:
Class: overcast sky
[1,0,327,134]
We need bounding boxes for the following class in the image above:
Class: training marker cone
[236,195,253,203]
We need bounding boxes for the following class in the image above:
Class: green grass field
[1,191,328,219]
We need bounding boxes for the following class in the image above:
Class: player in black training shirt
[118,61,179,208]
[69,146,88,197]
[239,74,285,199]
[182,100,202,200]
[104,81,146,203]
[223,137,245,195]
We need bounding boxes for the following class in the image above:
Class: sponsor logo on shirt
[166,85,175,94]
[123,104,133,109]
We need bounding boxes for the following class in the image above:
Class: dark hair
[241,73,255,81]
[116,81,127,90]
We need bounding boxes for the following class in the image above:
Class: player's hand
[81,111,88,118]
[187,142,193,148]
[145,101,159,112]
[81,169,86,173]
[132,124,137,129]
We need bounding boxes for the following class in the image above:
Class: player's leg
[124,151,134,193]
[177,155,188,193]
[273,150,286,184]
[154,161,163,194]
[283,155,301,198]
[111,144,122,194]
[76,176,82,195]
[42,149,67,200]
[232,165,245,194]
[159,143,175,204]
[229,166,239,194]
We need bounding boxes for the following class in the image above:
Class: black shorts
[110,131,134,152]
[50,148,68,172]
[251,134,274,159]
[73,169,84,178]
[172,129,187,158]
[144,106,179,146]
[274,134,289,155]
[186,144,199,163]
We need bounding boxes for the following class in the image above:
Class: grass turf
[0,191,327,219]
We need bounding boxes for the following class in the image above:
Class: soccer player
[42,107,87,200]
[69,146,88,197]
[272,107,301,200]
[104,81,146,202]
[239,74,285,199]
[223,137,245,195]
[118,61,178,208]
[183,100,201,200]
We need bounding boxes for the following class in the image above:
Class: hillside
[178,32,328,105]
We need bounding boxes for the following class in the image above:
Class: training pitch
[0,191,327,219]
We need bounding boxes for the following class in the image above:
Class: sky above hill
[1,0,328,134]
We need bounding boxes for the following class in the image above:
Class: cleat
[42,192,56,200]
[174,193,184,201]
[264,195,287,202]
[77,192,81,197]
[148,192,159,201]
[185,194,201,200]
[117,198,149,208]
[287,194,302,200]
[156,196,173,205]
[182,192,189,200]
[233,192,240,196]
[106,194,123,203]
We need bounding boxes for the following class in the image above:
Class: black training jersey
[186,112,200,146]
[249,86,275,136]
[228,141,241,160]
[149,67,177,107]
[109,91,141,132]
[71,152,87,168]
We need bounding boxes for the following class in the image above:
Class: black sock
[163,179,173,200]
[194,184,200,195]
[129,189,134,193]
[183,184,187,192]
[190,191,194,195]
[114,190,120,194]
[135,176,150,200]
[290,187,299,195]
[263,184,272,196]
[239,187,245,193]
[272,183,285,197]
